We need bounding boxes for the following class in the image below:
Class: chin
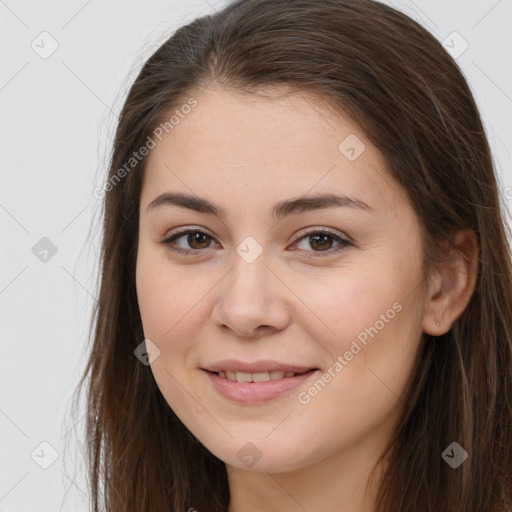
[197,433,318,473]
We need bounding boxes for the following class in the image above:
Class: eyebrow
[146,192,374,221]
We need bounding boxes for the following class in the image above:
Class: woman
[72,0,512,510]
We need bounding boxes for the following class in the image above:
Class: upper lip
[202,359,317,374]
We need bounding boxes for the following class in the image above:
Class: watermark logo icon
[32,237,58,263]
[30,441,59,469]
[338,134,366,161]
[236,442,262,468]
[236,236,263,264]
[30,31,59,59]
[134,339,161,365]
[441,441,468,468]
[442,32,469,59]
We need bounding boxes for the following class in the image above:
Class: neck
[226,429,390,512]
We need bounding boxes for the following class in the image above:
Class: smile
[202,363,319,403]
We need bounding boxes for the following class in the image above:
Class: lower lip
[204,370,318,403]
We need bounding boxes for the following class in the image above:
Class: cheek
[135,250,226,393]
[289,263,407,350]
[290,259,423,402]
[287,295,421,467]
[135,248,206,343]
[135,254,205,410]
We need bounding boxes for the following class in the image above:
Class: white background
[1,1,511,510]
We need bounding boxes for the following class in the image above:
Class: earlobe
[422,229,479,336]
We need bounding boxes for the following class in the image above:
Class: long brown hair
[70,0,512,510]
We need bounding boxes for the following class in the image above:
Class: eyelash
[161,227,353,258]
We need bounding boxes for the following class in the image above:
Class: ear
[422,229,479,336]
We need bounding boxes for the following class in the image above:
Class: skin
[135,85,478,512]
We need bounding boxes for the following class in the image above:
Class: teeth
[217,370,299,382]
[236,371,252,383]
[252,372,271,382]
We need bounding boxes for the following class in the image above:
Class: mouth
[207,369,315,382]
[201,361,320,403]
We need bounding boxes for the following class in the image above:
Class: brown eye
[308,233,335,251]
[186,232,212,249]
[293,229,352,257]
[162,229,217,254]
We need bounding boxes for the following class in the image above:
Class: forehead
[140,85,407,220]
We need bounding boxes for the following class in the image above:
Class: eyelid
[293,226,352,243]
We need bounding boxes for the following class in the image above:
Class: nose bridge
[224,232,271,290]
[226,245,272,305]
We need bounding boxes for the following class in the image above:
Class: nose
[210,251,292,338]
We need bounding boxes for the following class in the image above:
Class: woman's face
[136,86,429,472]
